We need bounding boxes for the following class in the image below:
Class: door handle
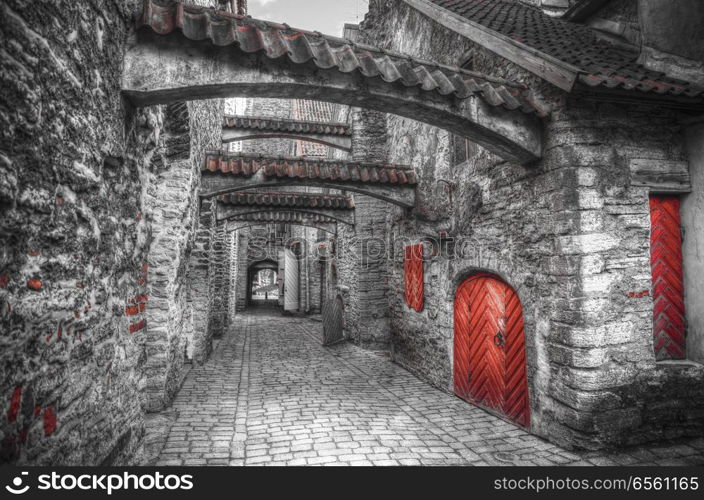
[494,331,505,347]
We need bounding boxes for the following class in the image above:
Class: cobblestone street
[143,310,704,466]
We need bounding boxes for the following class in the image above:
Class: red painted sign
[404,244,424,312]
[650,196,686,360]
[454,274,530,428]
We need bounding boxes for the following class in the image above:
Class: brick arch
[122,0,544,164]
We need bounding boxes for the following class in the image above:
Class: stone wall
[332,106,393,349]
[683,120,704,364]
[0,0,155,465]
[237,98,296,156]
[189,198,217,365]
[209,224,230,338]
[228,231,240,322]
[143,99,222,413]
[364,0,704,449]
[0,0,225,463]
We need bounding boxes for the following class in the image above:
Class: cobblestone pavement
[144,310,704,466]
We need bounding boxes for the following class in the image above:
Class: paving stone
[147,311,704,466]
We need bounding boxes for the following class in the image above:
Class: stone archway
[247,260,280,307]
[122,0,544,163]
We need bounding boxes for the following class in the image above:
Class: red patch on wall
[627,290,650,299]
[0,275,9,288]
[129,320,147,334]
[7,387,21,423]
[27,279,42,291]
[125,305,140,316]
[43,407,56,436]
[18,426,29,444]
[134,295,148,304]
[404,244,424,312]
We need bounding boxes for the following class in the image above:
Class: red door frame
[453,273,531,428]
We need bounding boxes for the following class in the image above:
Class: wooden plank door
[650,196,686,360]
[454,273,530,428]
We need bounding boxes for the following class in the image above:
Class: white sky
[247,0,369,37]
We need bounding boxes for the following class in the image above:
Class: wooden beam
[630,159,691,193]
[563,0,612,23]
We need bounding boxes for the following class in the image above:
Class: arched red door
[454,273,530,428]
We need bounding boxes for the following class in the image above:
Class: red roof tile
[223,115,351,136]
[218,191,354,209]
[137,0,544,116]
[427,0,704,99]
[203,153,418,185]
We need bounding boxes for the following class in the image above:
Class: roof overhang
[122,0,544,163]
[402,0,580,92]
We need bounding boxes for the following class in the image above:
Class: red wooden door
[650,196,686,360]
[454,274,530,428]
[404,244,424,312]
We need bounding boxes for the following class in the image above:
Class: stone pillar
[143,102,192,412]
[235,229,250,312]
[228,231,239,323]
[190,198,216,364]
[208,224,230,337]
[336,108,392,349]
[144,99,222,411]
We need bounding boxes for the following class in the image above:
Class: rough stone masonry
[1,0,704,467]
